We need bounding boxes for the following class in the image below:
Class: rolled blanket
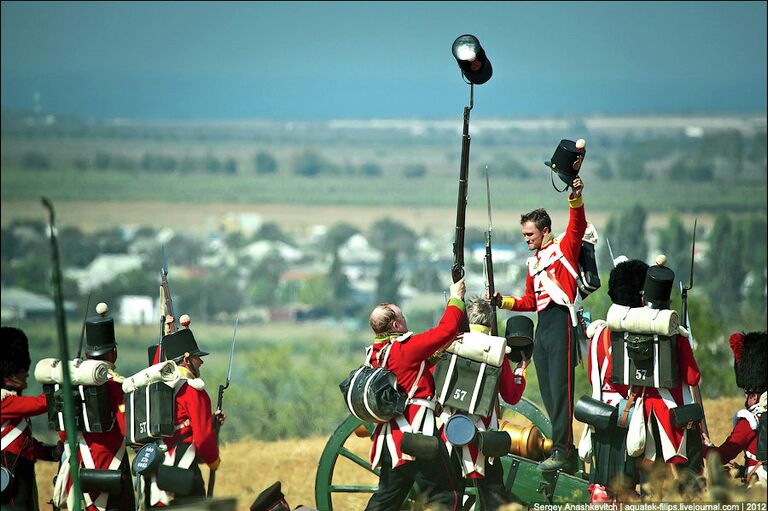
[122,361,179,393]
[34,358,109,386]
[446,331,510,367]
[71,359,110,386]
[606,304,680,336]
[34,358,61,384]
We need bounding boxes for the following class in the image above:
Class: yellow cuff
[500,296,515,310]
[568,195,584,208]
[208,457,221,471]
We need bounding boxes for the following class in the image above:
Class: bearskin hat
[608,259,649,307]
[1,327,31,380]
[729,331,767,393]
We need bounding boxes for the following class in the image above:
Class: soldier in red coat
[364,277,466,511]
[634,260,702,470]
[1,327,60,511]
[704,331,767,485]
[581,259,646,497]
[146,325,221,507]
[437,297,528,511]
[52,303,134,511]
[492,147,588,472]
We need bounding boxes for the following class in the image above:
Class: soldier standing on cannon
[491,140,588,473]
[1,327,61,511]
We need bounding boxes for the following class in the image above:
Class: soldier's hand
[208,457,221,471]
[449,277,466,301]
[518,352,531,371]
[570,177,584,198]
[215,409,226,426]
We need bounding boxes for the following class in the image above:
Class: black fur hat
[608,260,649,307]
[1,327,31,380]
[729,331,767,394]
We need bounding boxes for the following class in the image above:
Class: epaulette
[108,369,125,384]
[1,388,18,401]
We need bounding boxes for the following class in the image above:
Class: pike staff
[207,317,238,498]
[41,197,83,511]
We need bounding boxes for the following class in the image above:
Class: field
[31,396,767,511]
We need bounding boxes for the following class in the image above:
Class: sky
[1,1,766,120]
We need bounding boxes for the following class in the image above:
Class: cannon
[314,397,591,510]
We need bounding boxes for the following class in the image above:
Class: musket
[452,84,474,332]
[41,197,82,511]
[160,245,177,335]
[679,218,709,438]
[484,165,498,336]
[207,317,238,498]
[76,294,91,360]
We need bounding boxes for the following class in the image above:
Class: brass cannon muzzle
[498,420,553,461]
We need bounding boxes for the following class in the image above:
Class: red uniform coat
[504,197,586,313]
[368,299,464,469]
[0,390,49,461]
[640,334,701,464]
[706,407,766,482]
[54,373,128,511]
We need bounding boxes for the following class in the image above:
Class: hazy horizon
[2,1,767,121]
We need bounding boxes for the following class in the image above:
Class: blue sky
[2,1,766,120]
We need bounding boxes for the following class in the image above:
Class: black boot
[538,450,567,472]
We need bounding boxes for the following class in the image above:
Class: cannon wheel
[314,397,551,511]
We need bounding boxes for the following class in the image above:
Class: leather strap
[619,390,636,428]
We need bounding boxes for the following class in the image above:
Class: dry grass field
[32,395,767,511]
[1,199,714,237]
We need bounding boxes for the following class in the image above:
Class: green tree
[702,213,746,320]
[254,151,278,174]
[21,151,50,170]
[254,222,295,246]
[359,162,382,176]
[403,164,426,178]
[322,222,359,253]
[328,251,352,319]
[292,150,333,176]
[656,214,693,284]
[368,218,416,256]
[375,248,401,305]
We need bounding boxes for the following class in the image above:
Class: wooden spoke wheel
[314,397,553,511]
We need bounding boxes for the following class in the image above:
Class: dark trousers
[104,456,135,511]
[1,454,38,511]
[533,304,577,455]
[365,441,464,511]
[464,456,511,511]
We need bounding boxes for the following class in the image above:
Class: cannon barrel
[498,420,553,461]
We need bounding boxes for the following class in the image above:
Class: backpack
[339,342,423,424]
[577,237,601,299]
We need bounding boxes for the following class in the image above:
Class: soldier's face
[4,370,29,391]
[521,221,549,251]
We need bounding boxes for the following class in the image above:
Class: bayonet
[76,294,91,360]
[207,317,238,497]
[606,238,616,268]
